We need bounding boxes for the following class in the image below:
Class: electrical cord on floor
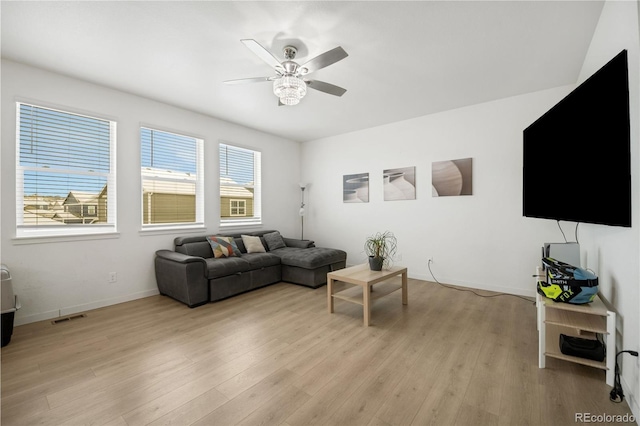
[427,259,535,303]
[610,350,639,403]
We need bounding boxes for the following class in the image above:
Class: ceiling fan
[224,39,348,106]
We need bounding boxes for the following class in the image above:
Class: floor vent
[51,314,86,325]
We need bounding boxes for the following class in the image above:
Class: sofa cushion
[263,231,286,251]
[175,240,212,259]
[270,247,347,269]
[204,257,253,279]
[242,235,266,253]
[242,252,282,269]
[234,237,247,253]
[206,236,240,258]
[282,238,315,249]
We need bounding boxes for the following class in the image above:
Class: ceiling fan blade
[306,80,347,97]
[299,46,348,74]
[241,39,284,72]
[224,76,275,85]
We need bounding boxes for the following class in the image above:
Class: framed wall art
[343,173,369,203]
[432,158,473,196]
[383,166,416,201]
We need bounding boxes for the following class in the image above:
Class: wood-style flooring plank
[145,387,230,426]
[191,368,301,426]
[1,278,634,426]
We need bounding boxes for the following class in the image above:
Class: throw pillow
[263,231,286,251]
[228,237,242,256]
[206,236,239,258]
[241,235,266,253]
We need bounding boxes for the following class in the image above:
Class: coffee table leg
[402,271,408,305]
[363,283,371,326]
[328,277,334,313]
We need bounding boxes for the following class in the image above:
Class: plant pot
[369,256,384,271]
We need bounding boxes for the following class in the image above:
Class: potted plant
[364,231,397,271]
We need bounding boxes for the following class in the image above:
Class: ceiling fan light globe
[280,95,300,106]
[273,76,307,105]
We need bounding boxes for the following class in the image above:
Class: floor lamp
[299,183,307,240]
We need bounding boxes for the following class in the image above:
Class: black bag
[559,334,605,362]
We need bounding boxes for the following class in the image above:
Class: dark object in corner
[559,334,605,362]
[1,311,15,347]
[1,264,18,347]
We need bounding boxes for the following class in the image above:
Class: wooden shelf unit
[536,266,616,385]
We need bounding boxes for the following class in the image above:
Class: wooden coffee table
[327,263,408,326]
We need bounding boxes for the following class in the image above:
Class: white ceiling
[1,1,604,142]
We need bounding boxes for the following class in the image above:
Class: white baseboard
[343,262,536,299]
[14,309,60,326]
[59,289,160,317]
[411,272,537,298]
[622,370,639,421]
[14,289,160,326]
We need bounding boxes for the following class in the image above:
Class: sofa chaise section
[271,246,348,288]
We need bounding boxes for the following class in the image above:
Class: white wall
[577,0,640,417]
[301,0,640,416]
[1,60,302,325]
[301,85,575,296]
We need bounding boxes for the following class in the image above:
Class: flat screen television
[523,49,631,227]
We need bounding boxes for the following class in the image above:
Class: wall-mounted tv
[523,49,631,228]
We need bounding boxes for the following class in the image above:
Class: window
[230,199,246,216]
[141,127,203,228]
[219,142,261,226]
[16,103,116,237]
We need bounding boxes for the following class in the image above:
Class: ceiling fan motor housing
[283,46,297,60]
[282,60,299,75]
[281,46,301,75]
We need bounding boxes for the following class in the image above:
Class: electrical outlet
[108,272,117,283]
[429,257,434,264]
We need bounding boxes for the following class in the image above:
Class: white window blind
[141,127,203,228]
[16,103,116,237]
[220,142,261,226]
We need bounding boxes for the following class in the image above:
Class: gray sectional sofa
[154,230,347,307]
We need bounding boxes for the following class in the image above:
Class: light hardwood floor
[1,277,634,425]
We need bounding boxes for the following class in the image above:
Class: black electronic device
[523,49,631,227]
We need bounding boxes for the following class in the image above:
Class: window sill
[220,220,263,231]
[139,224,206,236]
[13,232,120,245]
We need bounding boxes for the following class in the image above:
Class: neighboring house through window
[141,127,203,228]
[219,142,261,226]
[16,103,116,237]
